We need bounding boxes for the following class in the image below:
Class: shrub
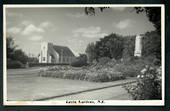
[98,57,111,65]
[114,57,154,77]
[7,59,23,69]
[71,59,87,67]
[123,66,161,100]
[114,63,142,77]
[96,71,125,82]
[71,54,88,67]
[29,63,69,67]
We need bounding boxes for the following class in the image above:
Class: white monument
[134,34,143,57]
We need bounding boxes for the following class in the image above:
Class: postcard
[3,4,165,106]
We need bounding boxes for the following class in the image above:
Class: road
[6,67,135,101]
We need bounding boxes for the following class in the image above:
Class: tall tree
[7,36,30,64]
[14,49,28,64]
[142,31,161,59]
[7,36,18,60]
[94,33,124,60]
[85,42,96,63]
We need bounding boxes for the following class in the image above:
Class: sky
[6,7,155,57]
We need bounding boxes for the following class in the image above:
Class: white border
[3,4,165,106]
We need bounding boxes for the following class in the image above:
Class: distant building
[38,42,75,64]
[134,34,143,57]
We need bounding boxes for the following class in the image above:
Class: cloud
[72,26,107,38]
[111,7,126,11]
[66,13,86,18]
[21,20,32,26]
[39,21,58,31]
[7,21,55,37]
[21,24,44,35]
[39,21,53,28]
[114,19,131,29]
[7,26,21,34]
[29,35,43,41]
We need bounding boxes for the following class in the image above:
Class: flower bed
[39,66,125,82]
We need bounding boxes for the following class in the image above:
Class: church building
[38,42,75,64]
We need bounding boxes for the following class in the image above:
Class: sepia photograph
[3,5,165,105]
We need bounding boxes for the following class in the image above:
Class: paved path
[7,68,136,101]
[46,84,134,101]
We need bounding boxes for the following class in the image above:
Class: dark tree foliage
[85,7,109,15]
[85,31,161,62]
[7,36,38,67]
[134,7,161,34]
[94,33,124,60]
[28,57,39,63]
[7,37,18,60]
[122,36,136,59]
[85,33,135,62]
[85,7,96,15]
[142,31,161,60]
[78,54,88,63]
[14,49,29,64]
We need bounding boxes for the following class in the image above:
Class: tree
[7,36,18,60]
[142,31,161,60]
[134,7,161,34]
[7,36,30,65]
[28,56,39,63]
[85,7,109,15]
[14,49,28,64]
[85,42,96,63]
[122,36,136,59]
[93,33,124,60]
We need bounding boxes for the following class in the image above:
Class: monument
[134,34,143,57]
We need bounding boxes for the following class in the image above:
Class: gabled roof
[53,45,75,57]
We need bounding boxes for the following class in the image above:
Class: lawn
[7,68,135,101]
